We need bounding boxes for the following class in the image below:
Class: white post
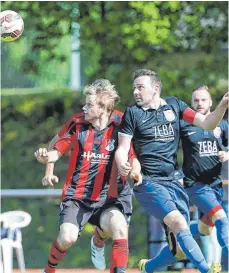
[70,22,81,91]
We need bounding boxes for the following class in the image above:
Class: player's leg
[99,206,129,273]
[212,209,228,255]
[91,227,109,270]
[135,181,181,273]
[93,227,109,247]
[188,183,228,255]
[164,181,221,273]
[221,200,228,271]
[43,200,91,273]
[190,212,214,237]
[135,181,219,273]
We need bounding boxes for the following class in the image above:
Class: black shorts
[59,186,132,234]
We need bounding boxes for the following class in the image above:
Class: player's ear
[210,99,213,107]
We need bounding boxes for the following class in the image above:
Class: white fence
[1,189,62,198]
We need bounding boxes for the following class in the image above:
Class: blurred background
[1,1,228,270]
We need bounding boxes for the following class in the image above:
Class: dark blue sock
[176,229,208,273]
[145,245,177,273]
[190,220,199,237]
[215,217,228,255]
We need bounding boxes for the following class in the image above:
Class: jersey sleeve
[54,123,77,154]
[119,107,136,137]
[58,116,75,137]
[178,100,197,124]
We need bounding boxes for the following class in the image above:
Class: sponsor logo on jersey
[213,127,221,138]
[163,110,175,122]
[152,123,175,141]
[198,140,218,156]
[82,151,110,164]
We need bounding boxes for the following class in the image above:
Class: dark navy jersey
[119,97,196,180]
[181,119,228,187]
[55,110,135,202]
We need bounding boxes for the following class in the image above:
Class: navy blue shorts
[185,182,223,223]
[59,185,132,234]
[133,179,190,224]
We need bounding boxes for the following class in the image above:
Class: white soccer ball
[1,10,24,42]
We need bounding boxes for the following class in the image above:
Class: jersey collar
[141,98,167,111]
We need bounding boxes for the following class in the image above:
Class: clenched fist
[130,171,142,186]
[34,148,49,164]
[119,162,132,177]
[218,151,229,163]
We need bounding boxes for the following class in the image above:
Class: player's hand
[129,171,142,186]
[218,92,229,109]
[119,162,132,177]
[218,151,229,163]
[34,148,49,164]
[42,174,59,187]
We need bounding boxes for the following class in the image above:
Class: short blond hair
[83,79,120,112]
[193,85,209,92]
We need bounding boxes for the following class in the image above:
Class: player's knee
[111,213,127,238]
[164,211,188,234]
[101,208,127,239]
[59,235,77,248]
[171,217,188,234]
[168,230,186,259]
[198,220,213,236]
[59,223,79,248]
[212,208,227,223]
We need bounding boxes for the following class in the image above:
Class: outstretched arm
[193,92,228,130]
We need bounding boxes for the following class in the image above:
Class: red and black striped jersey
[55,110,135,203]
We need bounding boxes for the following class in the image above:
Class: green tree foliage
[1,1,228,89]
[1,1,228,268]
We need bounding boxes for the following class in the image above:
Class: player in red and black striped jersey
[34,79,141,273]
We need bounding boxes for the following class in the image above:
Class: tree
[2,1,227,79]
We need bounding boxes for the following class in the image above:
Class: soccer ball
[1,10,24,42]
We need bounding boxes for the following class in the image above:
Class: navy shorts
[59,186,132,234]
[133,179,190,224]
[185,182,223,223]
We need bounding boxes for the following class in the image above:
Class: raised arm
[193,92,228,130]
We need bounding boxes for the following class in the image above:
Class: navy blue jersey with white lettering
[181,119,228,187]
[120,97,196,180]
